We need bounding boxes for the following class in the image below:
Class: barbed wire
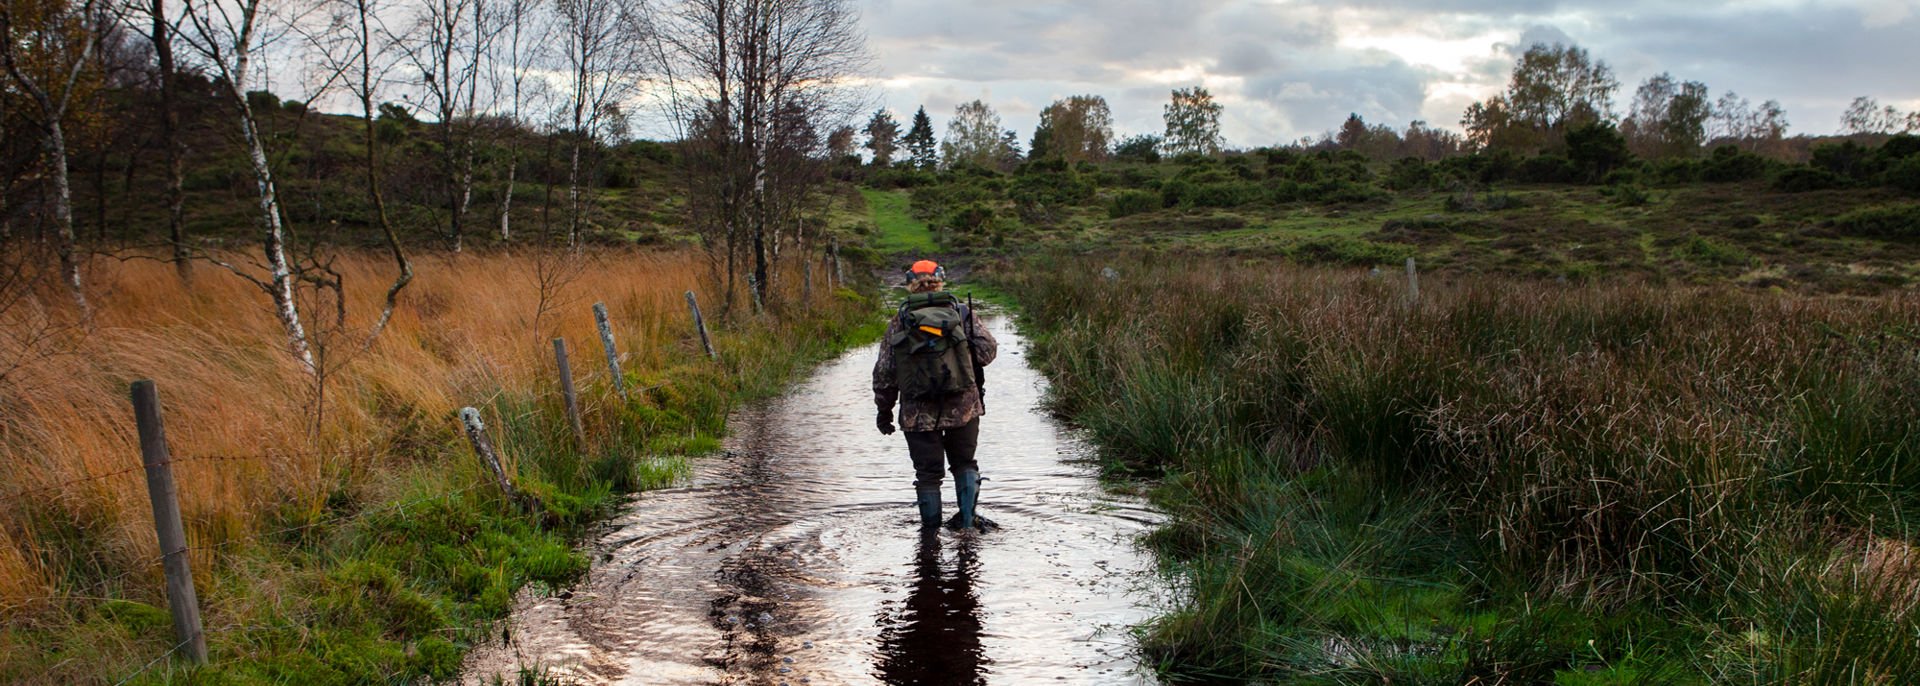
[112,636,193,686]
[0,449,379,508]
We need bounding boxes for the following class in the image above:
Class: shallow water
[461,315,1164,685]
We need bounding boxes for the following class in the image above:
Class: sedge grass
[1001,255,1920,683]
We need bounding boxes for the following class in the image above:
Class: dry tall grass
[0,248,816,623]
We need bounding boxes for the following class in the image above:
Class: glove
[876,408,896,435]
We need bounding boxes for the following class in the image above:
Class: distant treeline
[845,41,1918,176]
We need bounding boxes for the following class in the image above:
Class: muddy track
[461,315,1163,685]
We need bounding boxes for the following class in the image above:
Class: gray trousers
[903,418,980,488]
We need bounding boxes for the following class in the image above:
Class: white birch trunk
[234,86,315,372]
[454,144,474,249]
[498,159,515,240]
[566,139,583,248]
[45,119,87,313]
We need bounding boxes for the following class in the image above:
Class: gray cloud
[856,0,1920,145]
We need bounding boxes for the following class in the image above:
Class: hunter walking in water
[874,260,999,530]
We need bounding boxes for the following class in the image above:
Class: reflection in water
[457,316,1164,685]
[875,532,987,685]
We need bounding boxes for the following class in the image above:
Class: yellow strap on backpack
[917,325,943,336]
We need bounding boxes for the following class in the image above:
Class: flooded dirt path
[461,315,1164,685]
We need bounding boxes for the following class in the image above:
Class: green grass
[997,255,1920,684]
[862,188,939,254]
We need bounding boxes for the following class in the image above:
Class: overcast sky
[852,0,1920,147]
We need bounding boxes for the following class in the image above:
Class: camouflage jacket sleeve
[873,313,901,411]
[967,308,998,369]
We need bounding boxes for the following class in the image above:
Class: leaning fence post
[592,302,626,401]
[459,407,518,503]
[130,380,208,665]
[552,338,587,450]
[685,291,717,360]
[1405,256,1421,306]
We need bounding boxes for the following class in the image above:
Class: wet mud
[461,315,1163,685]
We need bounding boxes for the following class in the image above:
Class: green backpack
[889,292,976,400]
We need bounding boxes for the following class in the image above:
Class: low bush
[1285,237,1415,266]
[1010,163,1096,208]
[1700,145,1771,182]
[1831,203,1920,239]
[1812,141,1877,180]
[867,167,936,189]
[946,203,995,233]
[1108,189,1161,218]
[1185,181,1264,208]
[1602,182,1651,206]
[1383,157,1438,191]
[1880,134,1920,162]
[1650,157,1702,184]
[1516,154,1577,184]
[1884,157,1920,194]
[1676,233,1753,266]
[1772,165,1849,193]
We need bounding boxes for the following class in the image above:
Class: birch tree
[488,0,549,241]
[177,0,317,371]
[555,0,643,248]
[1031,94,1110,163]
[1162,86,1222,156]
[398,0,496,251]
[307,0,412,343]
[0,0,105,312]
[654,0,866,310]
[135,0,190,279]
[941,99,1003,169]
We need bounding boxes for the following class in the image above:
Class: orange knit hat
[908,260,946,281]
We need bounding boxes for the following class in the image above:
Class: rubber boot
[915,486,943,529]
[952,468,981,530]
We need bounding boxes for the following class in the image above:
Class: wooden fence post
[592,302,626,401]
[552,338,586,450]
[1405,256,1421,307]
[685,291,717,360]
[130,380,208,665]
[459,407,518,503]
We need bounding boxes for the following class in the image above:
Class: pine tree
[903,106,937,169]
[862,109,900,166]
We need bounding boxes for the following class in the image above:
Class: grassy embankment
[0,251,876,684]
[999,256,1920,683]
[879,138,1919,293]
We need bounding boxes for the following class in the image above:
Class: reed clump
[0,249,871,683]
[1005,255,1920,683]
